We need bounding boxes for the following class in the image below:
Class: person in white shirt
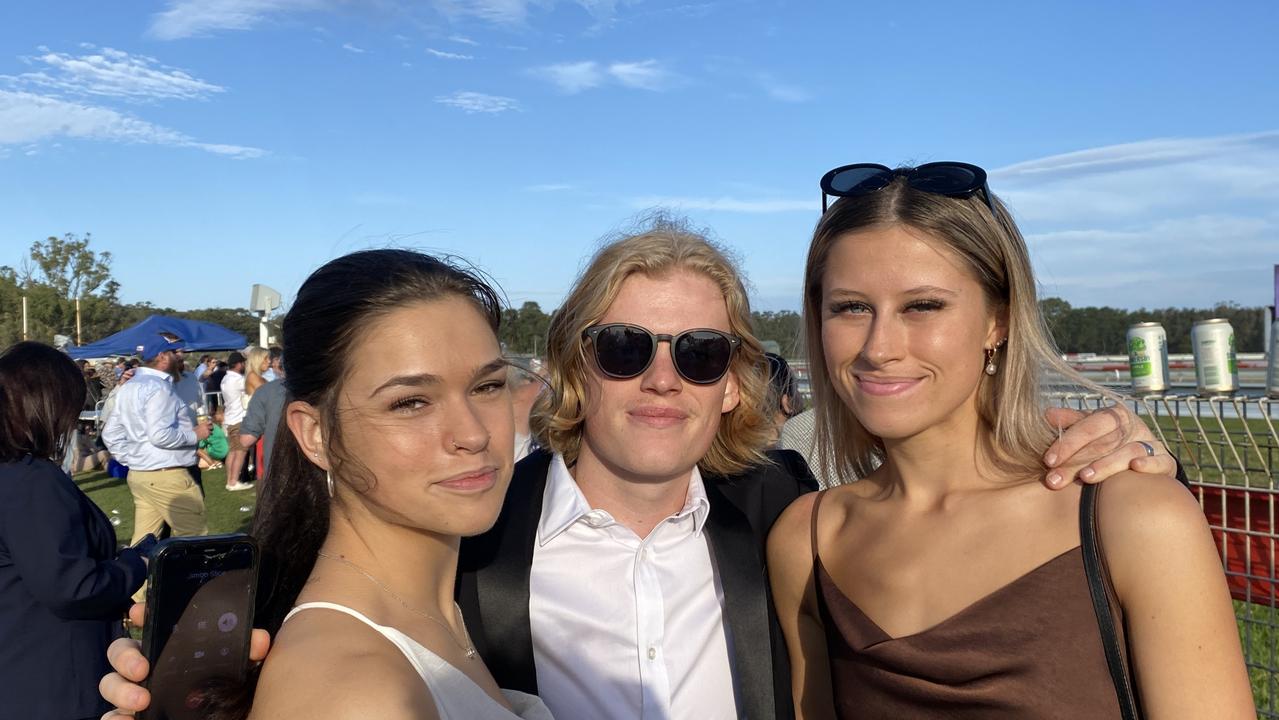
[101,334,211,549]
[220,350,253,491]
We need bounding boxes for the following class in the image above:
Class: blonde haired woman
[244,345,270,401]
[768,162,1253,718]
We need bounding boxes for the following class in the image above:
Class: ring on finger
[1136,440,1156,457]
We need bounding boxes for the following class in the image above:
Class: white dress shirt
[100,367,197,470]
[221,370,246,425]
[529,453,741,720]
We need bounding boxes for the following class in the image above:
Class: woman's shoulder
[0,455,71,497]
[253,609,439,720]
[769,485,857,551]
[1093,471,1212,589]
[1094,470,1203,541]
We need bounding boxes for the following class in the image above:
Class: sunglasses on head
[819,161,995,214]
[583,323,741,385]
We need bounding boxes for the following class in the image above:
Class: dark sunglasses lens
[594,326,653,378]
[910,165,981,195]
[827,167,893,195]
[674,331,733,383]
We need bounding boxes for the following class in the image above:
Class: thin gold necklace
[316,551,476,660]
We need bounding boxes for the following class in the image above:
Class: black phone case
[137,533,259,720]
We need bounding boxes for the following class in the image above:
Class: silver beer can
[1267,319,1279,399]
[1127,322,1169,395]
[1191,318,1238,396]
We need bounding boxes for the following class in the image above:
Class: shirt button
[647,647,657,660]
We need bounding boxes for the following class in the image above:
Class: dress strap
[284,601,387,629]
[810,489,829,561]
[282,603,416,665]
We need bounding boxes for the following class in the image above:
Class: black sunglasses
[583,323,741,385]
[819,161,995,214]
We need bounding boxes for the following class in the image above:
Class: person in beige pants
[101,335,212,572]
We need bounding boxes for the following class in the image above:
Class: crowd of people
[0,161,1255,719]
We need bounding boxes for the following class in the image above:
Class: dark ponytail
[205,249,501,719]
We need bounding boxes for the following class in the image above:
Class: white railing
[1052,392,1278,717]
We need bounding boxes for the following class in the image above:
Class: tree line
[1040,298,1269,355]
[501,300,1270,358]
[4,234,1268,357]
[1,234,268,349]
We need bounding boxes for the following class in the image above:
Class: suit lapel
[472,450,549,694]
[703,477,776,720]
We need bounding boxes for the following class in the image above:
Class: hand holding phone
[138,534,259,720]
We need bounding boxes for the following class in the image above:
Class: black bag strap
[1080,483,1142,719]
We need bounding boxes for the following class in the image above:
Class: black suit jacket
[0,456,147,718]
[458,448,817,720]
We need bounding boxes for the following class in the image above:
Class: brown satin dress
[811,490,1127,719]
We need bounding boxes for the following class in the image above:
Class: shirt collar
[135,367,174,383]
[537,452,712,546]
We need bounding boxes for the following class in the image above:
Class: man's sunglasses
[819,161,994,214]
[583,323,741,385]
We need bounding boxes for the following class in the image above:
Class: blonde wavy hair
[803,173,1118,482]
[244,345,270,393]
[530,221,774,476]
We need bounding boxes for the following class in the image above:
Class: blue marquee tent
[67,315,247,359]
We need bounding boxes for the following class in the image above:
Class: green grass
[74,467,256,545]
[1238,600,1279,718]
[1137,413,1279,488]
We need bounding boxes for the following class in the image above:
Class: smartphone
[138,534,259,720]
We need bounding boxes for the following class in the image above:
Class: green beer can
[1127,322,1168,395]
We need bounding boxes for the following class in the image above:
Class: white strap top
[284,602,553,720]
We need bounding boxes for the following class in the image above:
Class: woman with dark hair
[0,341,148,719]
[105,250,553,719]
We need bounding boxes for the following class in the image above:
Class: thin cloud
[608,60,671,91]
[995,130,1279,182]
[532,61,603,93]
[341,43,367,53]
[426,48,474,60]
[630,195,811,213]
[149,0,330,40]
[4,47,225,102]
[434,90,521,114]
[757,73,810,103]
[531,59,674,94]
[449,35,479,46]
[986,130,1279,308]
[0,89,265,158]
[438,0,621,26]
[992,129,1279,224]
[149,0,624,39]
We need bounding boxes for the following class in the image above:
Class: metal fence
[1052,392,1278,717]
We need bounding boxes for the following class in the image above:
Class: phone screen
[141,536,258,720]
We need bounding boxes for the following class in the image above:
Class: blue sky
[2,1,1277,316]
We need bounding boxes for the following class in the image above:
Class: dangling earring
[984,345,999,376]
[326,471,335,498]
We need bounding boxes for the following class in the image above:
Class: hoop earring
[326,471,335,498]
[984,346,999,376]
